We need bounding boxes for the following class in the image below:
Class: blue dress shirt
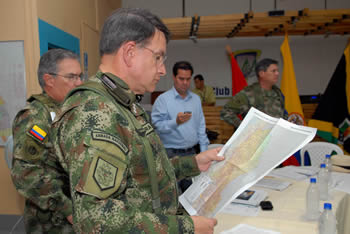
[151,87,209,152]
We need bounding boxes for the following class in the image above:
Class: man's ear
[43,73,54,88]
[122,41,136,67]
[258,70,264,79]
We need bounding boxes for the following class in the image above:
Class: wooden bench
[203,106,235,144]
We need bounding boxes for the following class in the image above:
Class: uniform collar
[96,71,144,116]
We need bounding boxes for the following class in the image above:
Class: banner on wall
[234,49,261,80]
[213,49,261,98]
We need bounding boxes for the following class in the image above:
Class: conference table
[214,175,348,234]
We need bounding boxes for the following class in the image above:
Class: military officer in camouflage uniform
[221,58,288,127]
[51,8,223,233]
[11,48,83,233]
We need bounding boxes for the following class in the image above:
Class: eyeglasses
[49,73,84,81]
[143,47,167,67]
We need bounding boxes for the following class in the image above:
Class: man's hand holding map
[180,107,317,217]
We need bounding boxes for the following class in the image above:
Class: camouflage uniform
[51,71,200,233]
[192,85,216,105]
[221,82,288,127]
[11,93,73,234]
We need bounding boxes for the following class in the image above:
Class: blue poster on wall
[38,19,80,56]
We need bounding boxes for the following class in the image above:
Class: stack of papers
[268,166,319,181]
[231,189,268,206]
[331,172,350,194]
[222,203,260,216]
[255,178,291,191]
[222,189,268,216]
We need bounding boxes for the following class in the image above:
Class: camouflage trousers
[23,200,75,234]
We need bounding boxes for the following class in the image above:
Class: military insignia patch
[93,157,118,191]
[91,131,129,154]
[24,139,43,161]
[142,123,154,136]
[29,125,47,141]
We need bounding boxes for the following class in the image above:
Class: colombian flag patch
[29,125,47,141]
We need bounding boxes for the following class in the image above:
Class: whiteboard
[0,41,26,146]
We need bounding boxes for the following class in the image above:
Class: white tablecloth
[214,178,347,234]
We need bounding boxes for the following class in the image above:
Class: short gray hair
[37,49,80,89]
[99,8,170,56]
[255,58,278,78]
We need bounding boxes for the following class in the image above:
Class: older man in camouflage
[221,58,288,127]
[50,8,223,233]
[11,49,83,233]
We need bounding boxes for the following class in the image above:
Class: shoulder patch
[24,139,44,161]
[28,125,47,142]
[94,157,118,190]
[78,152,127,199]
[91,130,129,154]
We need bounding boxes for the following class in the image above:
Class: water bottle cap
[325,154,331,159]
[310,178,316,183]
[324,203,332,210]
[320,163,326,168]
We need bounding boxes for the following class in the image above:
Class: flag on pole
[280,33,304,166]
[230,53,247,96]
[309,40,350,153]
[280,33,305,126]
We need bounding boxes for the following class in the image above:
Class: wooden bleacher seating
[202,106,235,144]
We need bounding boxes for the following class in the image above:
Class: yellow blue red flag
[29,125,47,141]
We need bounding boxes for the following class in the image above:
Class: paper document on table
[179,107,316,217]
[268,166,320,181]
[231,189,267,206]
[332,172,350,194]
[222,203,260,216]
[269,166,308,181]
[221,224,281,234]
[255,178,291,191]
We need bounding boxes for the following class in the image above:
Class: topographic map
[180,107,317,217]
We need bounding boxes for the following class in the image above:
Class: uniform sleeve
[151,95,177,133]
[220,92,249,128]
[11,106,72,218]
[57,98,195,233]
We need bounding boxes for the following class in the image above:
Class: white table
[214,178,347,234]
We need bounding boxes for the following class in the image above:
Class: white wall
[145,35,348,106]
[123,0,350,105]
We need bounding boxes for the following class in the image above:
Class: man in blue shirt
[152,61,209,191]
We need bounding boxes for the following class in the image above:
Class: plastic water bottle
[318,164,329,201]
[306,178,320,220]
[324,154,332,171]
[318,203,337,234]
[324,154,333,187]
